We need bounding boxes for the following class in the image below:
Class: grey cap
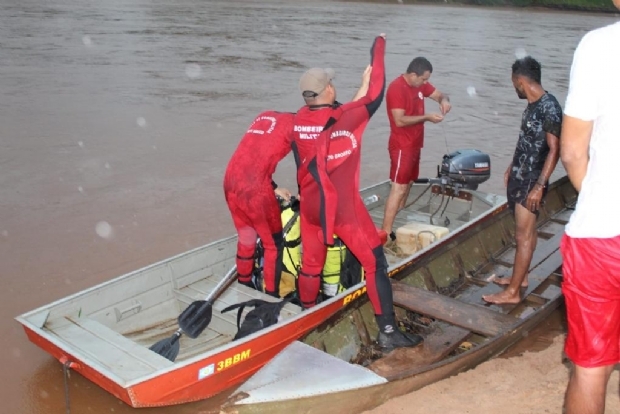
[299,68,335,97]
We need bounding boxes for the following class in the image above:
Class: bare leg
[381,182,409,236]
[565,364,615,414]
[398,182,412,210]
[483,203,537,304]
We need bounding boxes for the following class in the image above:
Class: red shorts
[561,234,620,368]
[389,147,421,184]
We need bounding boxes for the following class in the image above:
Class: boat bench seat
[53,316,174,383]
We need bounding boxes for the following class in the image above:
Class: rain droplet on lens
[185,63,202,79]
[137,117,146,127]
[515,48,527,59]
[95,221,113,239]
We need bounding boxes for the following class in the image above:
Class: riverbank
[399,0,618,14]
[364,334,620,414]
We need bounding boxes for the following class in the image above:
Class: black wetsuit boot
[375,313,423,352]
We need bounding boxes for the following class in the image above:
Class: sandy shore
[364,335,620,414]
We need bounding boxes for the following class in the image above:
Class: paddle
[149,265,238,361]
[149,200,301,362]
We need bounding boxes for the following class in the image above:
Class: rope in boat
[62,359,73,414]
[429,193,445,225]
[402,182,432,211]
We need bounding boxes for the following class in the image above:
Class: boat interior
[300,177,576,382]
[18,180,516,385]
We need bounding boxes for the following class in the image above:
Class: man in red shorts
[381,57,451,243]
[560,5,620,412]
[293,34,422,351]
[223,111,293,298]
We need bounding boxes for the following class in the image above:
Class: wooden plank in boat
[460,229,563,303]
[54,316,173,382]
[463,249,563,312]
[368,322,470,380]
[391,282,518,337]
[494,229,562,268]
[553,209,573,223]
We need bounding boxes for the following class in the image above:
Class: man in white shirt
[560,3,620,413]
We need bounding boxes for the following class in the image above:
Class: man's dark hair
[512,56,542,84]
[406,57,433,76]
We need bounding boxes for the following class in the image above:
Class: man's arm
[537,131,561,185]
[392,87,446,126]
[504,163,512,187]
[351,65,371,101]
[560,115,592,192]
[429,89,451,115]
[390,108,434,127]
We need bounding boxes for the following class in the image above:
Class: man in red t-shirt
[381,57,451,243]
[224,111,294,297]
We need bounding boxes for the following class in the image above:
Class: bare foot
[482,289,521,305]
[489,274,528,287]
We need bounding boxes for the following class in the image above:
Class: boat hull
[17,178,575,409]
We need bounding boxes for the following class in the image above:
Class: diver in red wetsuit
[223,111,294,297]
[293,34,422,351]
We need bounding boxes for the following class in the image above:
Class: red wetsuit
[293,36,394,320]
[223,111,294,296]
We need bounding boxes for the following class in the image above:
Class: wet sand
[2,1,618,412]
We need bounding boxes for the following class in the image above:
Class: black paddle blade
[149,331,181,362]
[178,300,213,339]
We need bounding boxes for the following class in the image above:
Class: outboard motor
[439,149,490,190]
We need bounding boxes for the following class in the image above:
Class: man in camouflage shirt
[484,56,562,305]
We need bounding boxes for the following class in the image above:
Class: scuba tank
[321,237,346,297]
[321,237,365,298]
[281,197,301,277]
[278,197,301,298]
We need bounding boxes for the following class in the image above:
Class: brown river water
[1,0,618,412]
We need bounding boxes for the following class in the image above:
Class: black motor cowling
[440,149,491,187]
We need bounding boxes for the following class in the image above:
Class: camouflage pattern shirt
[510,92,562,181]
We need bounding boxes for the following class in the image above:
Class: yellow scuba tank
[321,236,346,297]
[278,198,301,298]
[322,237,366,298]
